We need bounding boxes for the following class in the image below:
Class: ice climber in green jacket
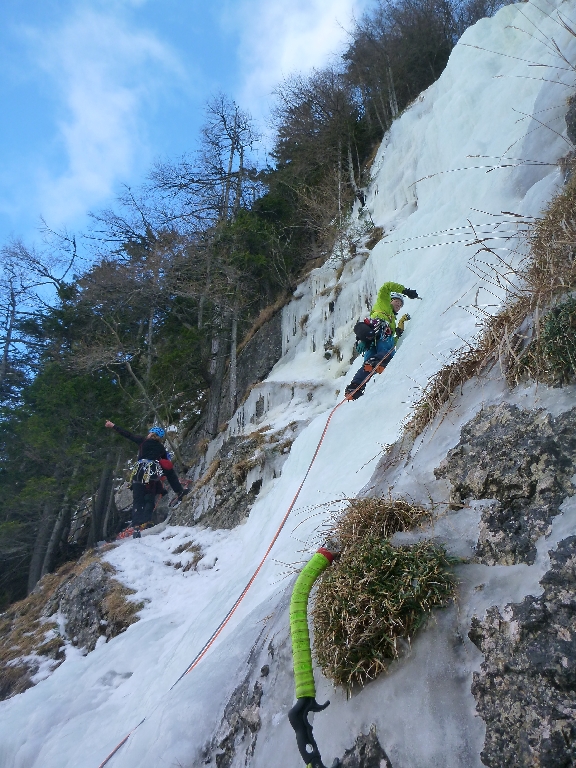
[344,281,419,400]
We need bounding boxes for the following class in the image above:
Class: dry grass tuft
[196,438,210,455]
[169,540,204,571]
[405,164,576,437]
[333,497,430,548]
[232,457,260,484]
[313,537,456,690]
[101,580,142,638]
[365,226,384,250]
[311,497,454,691]
[193,458,220,491]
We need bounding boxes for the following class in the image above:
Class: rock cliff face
[469,536,576,767]
[436,404,576,565]
[431,398,576,765]
[173,421,303,528]
[218,310,284,426]
[43,560,141,652]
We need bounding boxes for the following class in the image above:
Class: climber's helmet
[390,292,404,313]
[148,426,165,439]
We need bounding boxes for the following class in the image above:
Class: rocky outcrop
[174,422,302,529]
[469,536,576,767]
[218,310,284,425]
[200,630,269,767]
[339,726,393,768]
[43,559,142,652]
[180,310,284,462]
[0,555,141,701]
[435,404,576,564]
[46,561,109,651]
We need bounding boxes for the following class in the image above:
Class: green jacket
[370,281,405,333]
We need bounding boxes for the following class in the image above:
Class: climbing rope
[96,349,393,768]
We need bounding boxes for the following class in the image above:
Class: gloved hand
[403,288,419,299]
[396,313,411,337]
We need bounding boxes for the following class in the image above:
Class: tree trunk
[0,284,16,385]
[223,114,238,220]
[204,310,229,437]
[146,306,155,383]
[40,461,81,577]
[27,500,57,593]
[377,88,391,130]
[233,144,244,217]
[102,452,123,539]
[229,311,238,417]
[88,452,113,547]
[387,61,399,118]
[198,252,212,330]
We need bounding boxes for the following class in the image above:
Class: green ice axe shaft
[288,548,340,768]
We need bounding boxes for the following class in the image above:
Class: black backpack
[353,318,377,344]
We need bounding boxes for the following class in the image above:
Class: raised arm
[105,421,144,445]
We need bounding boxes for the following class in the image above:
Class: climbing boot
[344,384,365,401]
[364,358,386,374]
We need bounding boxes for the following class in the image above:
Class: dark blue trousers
[349,335,396,390]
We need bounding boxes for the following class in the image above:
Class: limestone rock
[469,535,576,767]
[435,404,576,564]
[339,726,393,767]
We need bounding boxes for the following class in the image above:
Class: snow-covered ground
[2,2,576,767]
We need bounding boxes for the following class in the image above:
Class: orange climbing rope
[96,350,392,768]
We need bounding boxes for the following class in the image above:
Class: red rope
[96,349,391,767]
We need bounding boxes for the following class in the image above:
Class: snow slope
[1,2,576,767]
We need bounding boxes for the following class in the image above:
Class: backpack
[353,318,377,344]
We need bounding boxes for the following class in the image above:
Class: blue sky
[0,0,368,249]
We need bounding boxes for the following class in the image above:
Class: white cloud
[230,0,368,127]
[29,7,182,225]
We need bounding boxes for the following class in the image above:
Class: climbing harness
[288,547,340,768]
[96,354,389,768]
[128,458,164,485]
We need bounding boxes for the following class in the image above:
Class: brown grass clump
[193,458,220,491]
[101,580,142,639]
[168,540,204,572]
[365,226,384,250]
[405,165,576,438]
[313,537,456,690]
[333,497,430,548]
[312,497,455,690]
[196,437,210,454]
[232,457,259,484]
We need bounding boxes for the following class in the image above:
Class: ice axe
[288,546,341,768]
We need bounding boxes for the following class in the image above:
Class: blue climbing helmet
[149,426,165,438]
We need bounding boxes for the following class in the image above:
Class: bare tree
[0,238,78,401]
